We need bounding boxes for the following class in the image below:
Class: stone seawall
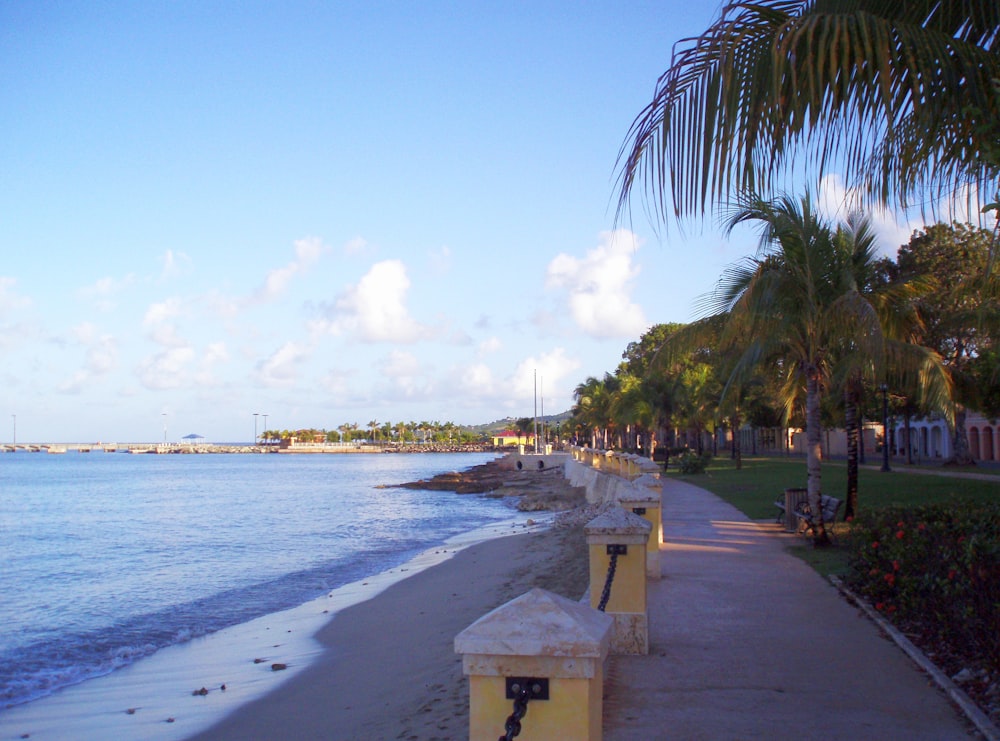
[500,451,661,506]
[563,457,638,505]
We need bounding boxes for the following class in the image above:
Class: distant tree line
[258,420,483,445]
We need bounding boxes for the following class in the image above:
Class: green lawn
[671,455,1000,576]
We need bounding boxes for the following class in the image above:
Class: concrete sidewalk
[603,478,977,740]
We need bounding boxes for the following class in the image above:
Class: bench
[793,495,843,536]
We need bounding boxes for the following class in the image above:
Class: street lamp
[262,414,268,445]
[253,413,259,446]
[880,384,891,472]
[162,413,167,444]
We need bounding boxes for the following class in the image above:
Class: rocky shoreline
[392,456,591,513]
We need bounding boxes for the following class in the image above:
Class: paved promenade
[603,478,978,740]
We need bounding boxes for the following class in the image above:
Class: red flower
[892,560,900,571]
[875,602,884,611]
[872,541,880,549]
[884,573,896,586]
[948,570,957,580]
[895,530,905,540]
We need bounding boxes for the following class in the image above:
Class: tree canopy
[617,1,1000,225]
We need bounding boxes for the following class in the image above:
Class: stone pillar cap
[618,489,661,506]
[454,588,612,659]
[584,506,651,542]
[633,473,662,489]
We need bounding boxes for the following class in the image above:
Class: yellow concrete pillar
[618,484,663,579]
[585,507,651,654]
[455,588,613,741]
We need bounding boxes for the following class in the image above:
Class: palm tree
[708,194,859,545]
[368,420,379,442]
[825,213,950,517]
[616,1,1000,225]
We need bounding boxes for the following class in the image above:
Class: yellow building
[491,430,536,447]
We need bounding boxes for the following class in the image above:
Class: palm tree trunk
[805,366,831,546]
[844,381,859,520]
[949,404,975,466]
[731,413,742,470]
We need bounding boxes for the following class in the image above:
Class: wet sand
[187,522,589,741]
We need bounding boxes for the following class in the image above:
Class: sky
[0,1,934,443]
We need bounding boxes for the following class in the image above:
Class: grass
[670,455,1000,576]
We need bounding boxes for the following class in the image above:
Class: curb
[831,575,1000,741]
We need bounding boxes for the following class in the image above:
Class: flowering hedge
[845,502,1000,670]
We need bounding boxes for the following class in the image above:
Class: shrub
[677,449,712,474]
[845,502,1000,671]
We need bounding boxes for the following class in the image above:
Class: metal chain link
[597,550,619,612]
[499,683,530,741]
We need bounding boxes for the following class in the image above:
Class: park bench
[793,495,843,536]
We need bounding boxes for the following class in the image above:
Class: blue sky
[0,2,930,443]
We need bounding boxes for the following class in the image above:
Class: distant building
[893,411,998,462]
[492,430,536,447]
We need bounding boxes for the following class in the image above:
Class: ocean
[0,449,517,717]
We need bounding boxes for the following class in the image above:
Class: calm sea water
[0,450,510,710]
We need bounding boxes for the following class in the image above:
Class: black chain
[597,550,618,612]
[499,683,530,741]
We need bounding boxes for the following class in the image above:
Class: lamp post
[880,384,891,472]
[253,413,259,446]
[262,414,268,445]
[162,413,167,444]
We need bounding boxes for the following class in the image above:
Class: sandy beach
[186,521,589,741]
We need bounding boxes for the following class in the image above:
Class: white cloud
[257,237,326,302]
[136,347,196,390]
[86,336,117,375]
[428,245,452,274]
[376,349,431,398]
[509,348,581,402]
[78,276,130,311]
[143,297,183,327]
[58,325,118,393]
[254,341,311,387]
[320,368,353,396]
[343,236,371,256]
[546,230,647,339]
[194,342,229,386]
[380,348,421,378]
[148,324,188,348]
[328,260,428,342]
[817,174,922,256]
[0,277,32,314]
[478,337,502,357]
[159,250,192,280]
[453,362,496,397]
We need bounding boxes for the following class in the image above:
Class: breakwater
[0,442,497,455]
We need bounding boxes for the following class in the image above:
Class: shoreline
[0,514,571,740]
[0,443,502,454]
[188,518,589,741]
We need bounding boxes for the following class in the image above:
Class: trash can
[783,488,809,532]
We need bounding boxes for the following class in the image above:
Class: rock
[271,663,288,671]
[193,687,209,696]
[952,668,975,684]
